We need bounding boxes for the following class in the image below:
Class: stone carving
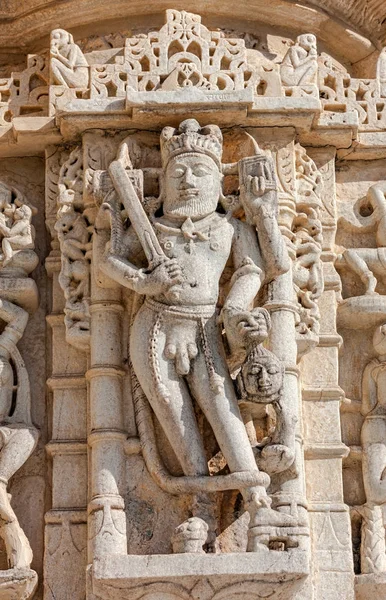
[0,54,49,126]
[0,183,38,276]
[50,29,89,89]
[336,182,386,295]
[0,183,39,598]
[360,324,386,573]
[55,146,92,350]
[237,342,294,475]
[377,47,386,98]
[280,34,318,86]
[45,12,320,111]
[90,10,262,99]
[292,145,324,354]
[97,118,302,554]
[318,53,386,131]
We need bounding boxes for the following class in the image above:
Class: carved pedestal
[91,552,309,600]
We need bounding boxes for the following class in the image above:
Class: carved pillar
[87,275,127,560]
[44,146,88,600]
[301,147,354,600]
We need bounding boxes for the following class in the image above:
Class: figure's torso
[152,212,234,306]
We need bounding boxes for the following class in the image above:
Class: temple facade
[0,2,386,599]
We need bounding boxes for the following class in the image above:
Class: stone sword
[109,159,182,301]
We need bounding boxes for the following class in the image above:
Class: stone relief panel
[3,5,386,600]
[55,146,92,351]
[90,120,309,559]
[0,160,45,599]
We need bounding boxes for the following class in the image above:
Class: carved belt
[144,297,217,319]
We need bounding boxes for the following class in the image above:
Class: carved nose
[259,369,269,385]
[180,168,195,188]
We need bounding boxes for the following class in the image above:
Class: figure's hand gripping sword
[109,153,181,301]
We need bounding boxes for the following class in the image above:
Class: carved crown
[160,119,223,168]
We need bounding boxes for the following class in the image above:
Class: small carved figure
[292,207,323,337]
[280,34,318,87]
[50,29,89,88]
[336,182,386,295]
[0,183,37,275]
[360,324,386,573]
[55,211,92,333]
[0,205,34,266]
[238,343,294,474]
[100,119,295,553]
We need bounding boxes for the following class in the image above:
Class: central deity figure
[100,119,292,552]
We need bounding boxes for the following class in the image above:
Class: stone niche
[1,3,386,600]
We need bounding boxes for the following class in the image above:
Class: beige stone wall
[1,3,386,600]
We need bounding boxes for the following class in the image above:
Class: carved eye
[193,165,211,176]
[268,368,279,374]
[170,167,185,178]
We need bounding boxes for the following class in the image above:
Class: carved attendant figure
[50,29,89,88]
[280,34,318,86]
[100,119,292,552]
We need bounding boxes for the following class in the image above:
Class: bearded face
[163,154,222,220]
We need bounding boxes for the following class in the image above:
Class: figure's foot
[247,507,299,552]
[171,517,208,554]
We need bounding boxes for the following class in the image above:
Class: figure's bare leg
[363,442,386,505]
[51,59,88,88]
[0,429,37,568]
[0,481,33,569]
[1,239,11,265]
[188,349,267,501]
[342,249,377,294]
[297,61,317,85]
[130,307,212,551]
